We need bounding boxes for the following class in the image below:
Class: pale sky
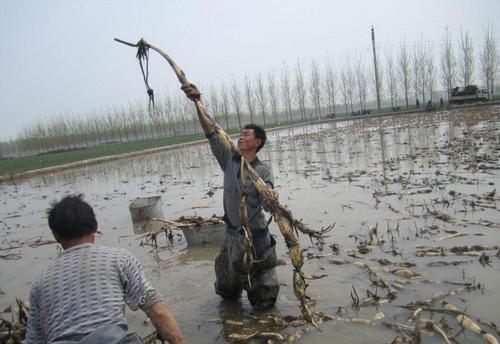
[1,0,499,141]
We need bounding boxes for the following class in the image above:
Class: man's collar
[61,242,93,254]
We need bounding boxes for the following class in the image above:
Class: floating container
[129,196,164,234]
[182,223,226,247]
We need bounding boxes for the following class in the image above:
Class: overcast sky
[0,0,499,141]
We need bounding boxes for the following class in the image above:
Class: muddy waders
[214,228,279,310]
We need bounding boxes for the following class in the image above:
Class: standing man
[26,194,184,344]
[182,84,279,310]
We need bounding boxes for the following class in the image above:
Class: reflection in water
[31,143,219,189]
[152,245,220,268]
[217,296,285,343]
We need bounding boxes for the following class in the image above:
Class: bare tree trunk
[294,60,307,121]
[162,93,174,138]
[346,59,355,113]
[219,81,231,130]
[397,40,411,109]
[88,113,100,146]
[255,72,267,126]
[324,59,337,116]
[459,29,475,86]
[385,50,397,109]
[480,22,498,100]
[173,98,186,136]
[417,38,429,103]
[243,75,255,124]
[106,112,117,142]
[181,100,190,134]
[267,71,279,125]
[309,59,322,119]
[128,102,145,141]
[425,45,436,102]
[280,64,293,123]
[412,43,423,107]
[209,84,220,124]
[147,106,161,139]
[230,75,243,130]
[440,26,457,102]
[340,69,350,114]
[354,56,368,111]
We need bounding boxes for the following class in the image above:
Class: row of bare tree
[1,25,498,159]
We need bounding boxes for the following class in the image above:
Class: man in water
[182,84,279,310]
[26,194,184,344]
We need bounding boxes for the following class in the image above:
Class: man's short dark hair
[47,194,97,240]
[244,124,267,152]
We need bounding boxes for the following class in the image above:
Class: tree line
[0,24,498,158]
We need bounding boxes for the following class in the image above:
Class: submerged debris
[0,299,29,343]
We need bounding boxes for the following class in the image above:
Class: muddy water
[1,106,500,343]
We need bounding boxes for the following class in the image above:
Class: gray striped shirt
[26,243,162,343]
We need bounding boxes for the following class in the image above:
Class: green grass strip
[0,133,207,176]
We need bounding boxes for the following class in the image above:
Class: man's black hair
[47,194,97,240]
[244,123,267,152]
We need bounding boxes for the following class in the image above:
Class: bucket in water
[182,223,226,247]
[129,196,164,234]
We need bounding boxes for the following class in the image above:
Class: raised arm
[181,83,215,136]
[182,83,233,168]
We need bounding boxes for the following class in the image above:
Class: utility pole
[371,26,381,111]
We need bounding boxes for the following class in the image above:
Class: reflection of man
[182,84,279,310]
[26,195,184,344]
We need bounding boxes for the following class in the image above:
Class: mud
[1,106,499,343]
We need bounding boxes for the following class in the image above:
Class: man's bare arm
[181,83,215,136]
[147,301,185,344]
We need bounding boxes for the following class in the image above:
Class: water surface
[1,106,499,343]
